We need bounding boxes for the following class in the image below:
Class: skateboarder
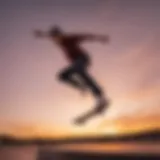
[34,26,110,117]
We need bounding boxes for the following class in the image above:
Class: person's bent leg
[79,70,103,98]
[57,67,85,91]
[79,70,110,113]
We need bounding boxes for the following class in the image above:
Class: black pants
[58,56,103,98]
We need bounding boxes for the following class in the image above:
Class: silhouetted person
[33,26,110,123]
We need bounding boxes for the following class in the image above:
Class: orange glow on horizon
[0,114,159,139]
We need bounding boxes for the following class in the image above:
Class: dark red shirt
[57,35,88,62]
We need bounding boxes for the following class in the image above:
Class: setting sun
[100,126,119,135]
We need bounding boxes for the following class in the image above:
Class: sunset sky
[0,0,160,138]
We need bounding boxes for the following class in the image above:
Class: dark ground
[38,142,160,160]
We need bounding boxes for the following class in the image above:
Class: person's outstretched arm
[33,30,49,38]
[69,34,110,43]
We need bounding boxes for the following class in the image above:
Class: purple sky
[0,0,160,137]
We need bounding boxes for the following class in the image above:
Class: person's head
[49,26,63,38]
